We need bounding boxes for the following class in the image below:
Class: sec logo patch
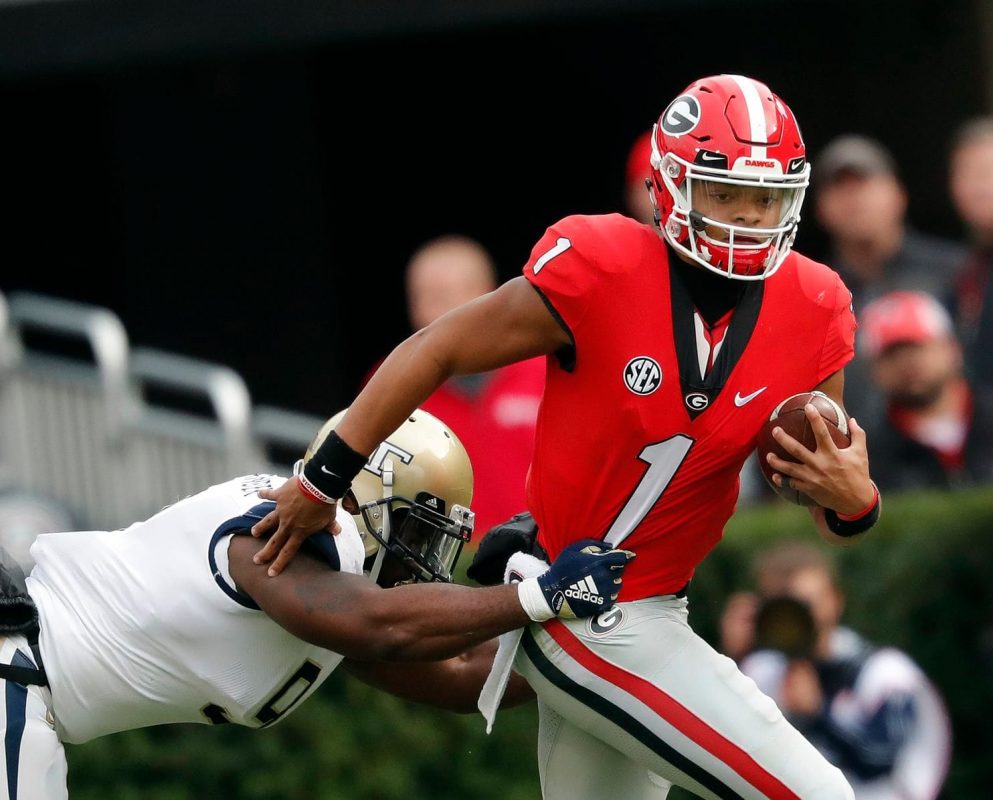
[624,356,662,395]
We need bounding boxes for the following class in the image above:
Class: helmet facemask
[654,140,808,280]
[358,467,473,585]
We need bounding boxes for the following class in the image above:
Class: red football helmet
[648,74,810,280]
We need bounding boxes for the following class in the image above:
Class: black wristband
[824,493,881,537]
[302,430,369,500]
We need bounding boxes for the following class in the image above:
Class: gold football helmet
[297,408,474,582]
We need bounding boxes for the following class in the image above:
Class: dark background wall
[1,0,987,416]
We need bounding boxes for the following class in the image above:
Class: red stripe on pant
[544,619,800,800]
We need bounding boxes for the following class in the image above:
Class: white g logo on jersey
[624,357,662,396]
[685,392,709,411]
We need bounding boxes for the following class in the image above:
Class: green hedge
[66,487,993,799]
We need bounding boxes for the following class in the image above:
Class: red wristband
[295,474,335,505]
[836,482,880,521]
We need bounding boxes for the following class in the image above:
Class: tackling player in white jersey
[0,409,633,799]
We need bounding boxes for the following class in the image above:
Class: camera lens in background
[753,595,817,659]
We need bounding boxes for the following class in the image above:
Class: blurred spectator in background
[948,117,993,392]
[623,129,655,225]
[858,290,993,492]
[813,134,966,422]
[405,235,496,335]
[814,134,966,309]
[718,588,760,663]
[739,540,952,800]
[371,235,544,535]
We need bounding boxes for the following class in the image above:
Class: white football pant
[0,636,67,800]
[515,596,854,800]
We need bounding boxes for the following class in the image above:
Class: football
[755,391,851,506]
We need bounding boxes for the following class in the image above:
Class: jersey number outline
[604,435,694,548]
[532,237,572,274]
[201,659,322,727]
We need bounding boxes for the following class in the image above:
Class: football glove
[466,511,539,586]
[518,538,635,621]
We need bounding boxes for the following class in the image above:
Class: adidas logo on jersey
[565,576,604,606]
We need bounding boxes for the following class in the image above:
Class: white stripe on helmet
[727,74,767,159]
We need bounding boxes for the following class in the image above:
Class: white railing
[0,290,329,544]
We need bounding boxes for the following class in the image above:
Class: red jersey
[523,214,855,600]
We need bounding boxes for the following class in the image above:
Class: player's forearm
[342,655,484,712]
[245,568,529,661]
[340,331,455,455]
[809,506,867,547]
[360,582,530,661]
[342,642,535,713]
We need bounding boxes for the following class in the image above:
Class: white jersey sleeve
[26,474,364,744]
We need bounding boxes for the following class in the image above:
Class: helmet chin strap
[647,179,663,230]
[366,457,394,583]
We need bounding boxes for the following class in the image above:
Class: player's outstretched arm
[229,535,633,662]
[250,277,570,576]
[341,643,535,714]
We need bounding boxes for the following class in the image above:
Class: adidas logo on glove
[518,538,635,621]
[565,576,604,606]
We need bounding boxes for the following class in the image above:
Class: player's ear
[341,491,359,514]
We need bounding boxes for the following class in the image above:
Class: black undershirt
[663,242,764,418]
[666,242,745,325]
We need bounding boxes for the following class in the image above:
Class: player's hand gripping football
[530,539,636,620]
[766,404,874,515]
[250,481,341,576]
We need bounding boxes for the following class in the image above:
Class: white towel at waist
[476,550,550,733]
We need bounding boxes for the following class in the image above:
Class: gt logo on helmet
[364,441,414,477]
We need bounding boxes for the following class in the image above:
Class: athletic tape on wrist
[302,430,369,500]
[518,577,555,622]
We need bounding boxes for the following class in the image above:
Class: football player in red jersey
[252,74,880,799]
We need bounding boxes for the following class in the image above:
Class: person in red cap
[861,290,993,491]
[812,134,967,425]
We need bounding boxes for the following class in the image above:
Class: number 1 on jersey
[604,435,693,548]
[532,237,572,274]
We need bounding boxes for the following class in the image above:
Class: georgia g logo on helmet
[660,95,701,136]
